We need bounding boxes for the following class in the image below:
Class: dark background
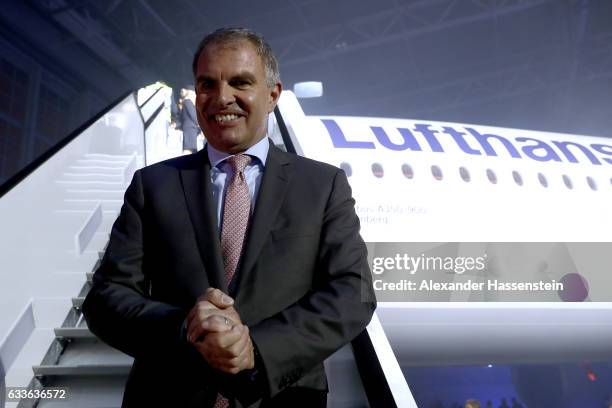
[1,0,611,185]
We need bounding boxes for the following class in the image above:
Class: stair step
[54,327,95,339]
[33,338,133,377]
[55,180,126,189]
[64,190,126,200]
[72,297,85,308]
[76,159,131,166]
[14,375,129,408]
[68,166,124,175]
[33,364,131,376]
[38,376,127,407]
[85,153,135,160]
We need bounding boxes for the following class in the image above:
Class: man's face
[194,40,281,154]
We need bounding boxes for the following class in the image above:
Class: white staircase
[6,153,138,408]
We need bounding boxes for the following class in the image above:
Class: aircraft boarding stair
[15,153,136,408]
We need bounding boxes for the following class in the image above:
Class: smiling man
[83,27,375,408]
[194,34,279,154]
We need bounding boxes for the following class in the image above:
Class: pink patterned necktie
[214,154,252,408]
[220,154,252,284]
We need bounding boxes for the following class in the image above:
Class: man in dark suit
[83,27,375,408]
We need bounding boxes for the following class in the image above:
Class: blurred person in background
[510,397,523,408]
[180,85,201,154]
[465,399,481,408]
[498,397,510,408]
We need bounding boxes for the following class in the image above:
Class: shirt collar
[207,137,269,169]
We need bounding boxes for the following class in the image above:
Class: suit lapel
[233,144,292,297]
[179,149,227,293]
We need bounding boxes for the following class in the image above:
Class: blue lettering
[466,128,521,158]
[442,127,481,155]
[371,127,421,151]
[591,144,612,165]
[516,137,562,162]
[321,119,375,149]
[322,118,607,166]
[552,141,601,165]
[413,124,444,152]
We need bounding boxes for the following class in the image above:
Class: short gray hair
[192,27,281,88]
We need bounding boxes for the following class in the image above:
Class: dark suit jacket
[82,141,376,407]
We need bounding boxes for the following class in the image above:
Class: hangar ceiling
[5,0,612,136]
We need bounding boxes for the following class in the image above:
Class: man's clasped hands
[186,287,255,374]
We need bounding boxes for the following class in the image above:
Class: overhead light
[293,81,323,98]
